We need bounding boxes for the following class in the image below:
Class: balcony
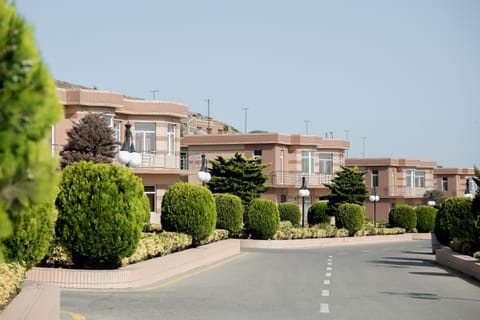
[269,171,333,188]
[377,185,435,198]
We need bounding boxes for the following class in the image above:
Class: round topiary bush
[307,201,330,225]
[161,182,216,245]
[4,201,57,268]
[244,198,280,239]
[415,205,437,233]
[55,161,150,268]
[389,204,417,232]
[335,203,365,236]
[434,197,473,246]
[278,202,301,226]
[214,193,243,236]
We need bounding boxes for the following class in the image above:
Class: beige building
[53,81,188,223]
[346,158,475,222]
[181,133,350,212]
[52,82,475,225]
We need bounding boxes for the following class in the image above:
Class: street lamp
[298,176,310,228]
[117,122,141,167]
[369,185,380,226]
[427,192,436,207]
[197,153,211,186]
[464,178,473,198]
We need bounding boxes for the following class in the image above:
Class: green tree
[208,153,269,205]
[60,113,117,168]
[0,0,63,262]
[324,166,369,216]
[56,162,149,268]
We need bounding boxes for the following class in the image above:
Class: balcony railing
[269,171,334,187]
[378,185,435,198]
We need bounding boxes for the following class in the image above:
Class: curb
[435,246,480,282]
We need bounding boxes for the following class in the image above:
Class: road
[61,240,480,319]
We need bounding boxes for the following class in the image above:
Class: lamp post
[427,192,436,207]
[369,185,380,226]
[197,153,211,186]
[298,176,310,228]
[464,178,473,198]
[117,122,142,167]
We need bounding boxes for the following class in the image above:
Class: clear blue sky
[16,0,480,168]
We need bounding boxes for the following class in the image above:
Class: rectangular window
[415,171,425,188]
[406,169,414,188]
[406,169,424,188]
[167,124,175,156]
[180,151,189,170]
[113,120,121,142]
[280,194,287,203]
[135,122,156,153]
[302,150,315,174]
[144,186,155,213]
[372,170,379,188]
[253,149,262,163]
[319,153,333,175]
[102,115,113,127]
[442,177,448,191]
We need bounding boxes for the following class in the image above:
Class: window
[135,122,156,153]
[280,194,287,203]
[442,177,448,191]
[319,153,333,175]
[372,170,379,188]
[102,115,113,127]
[144,186,155,213]
[113,120,121,142]
[167,124,175,156]
[339,153,344,166]
[415,171,425,188]
[253,149,262,163]
[180,151,189,170]
[302,150,315,174]
[406,169,424,188]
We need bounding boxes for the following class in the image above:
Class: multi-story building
[345,158,474,222]
[181,133,350,207]
[53,81,188,223]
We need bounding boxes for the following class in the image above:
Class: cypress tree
[324,166,369,216]
[0,0,63,262]
[208,153,269,206]
[60,113,117,168]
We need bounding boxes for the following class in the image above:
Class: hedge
[415,205,437,233]
[244,198,280,239]
[335,203,365,236]
[307,201,330,225]
[278,202,301,226]
[389,204,417,231]
[214,194,243,236]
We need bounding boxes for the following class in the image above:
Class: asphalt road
[61,240,480,320]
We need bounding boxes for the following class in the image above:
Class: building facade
[53,82,188,223]
[181,133,350,219]
[345,158,475,222]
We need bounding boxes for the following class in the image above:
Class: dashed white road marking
[322,289,330,297]
[320,303,330,313]
[326,267,332,271]
[326,272,332,277]
[324,279,330,285]
[328,261,332,265]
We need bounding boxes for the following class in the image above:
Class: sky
[15,0,480,168]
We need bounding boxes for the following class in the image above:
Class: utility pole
[344,129,350,158]
[361,137,367,158]
[205,98,211,133]
[150,90,159,100]
[242,107,248,133]
[304,120,310,135]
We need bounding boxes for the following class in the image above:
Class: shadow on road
[380,291,480,302]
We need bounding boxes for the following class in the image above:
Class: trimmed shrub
[56,162,149,268]
[4,202,57,268]
[388,204,417,231]
[415,205,437,233]
[214,194,243,236]
[161,183,216,245]
[434,197,474,248]
[335,203,365,236]
[244,198,280,239]
[307,202,330,225]
[278,202,301,226]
